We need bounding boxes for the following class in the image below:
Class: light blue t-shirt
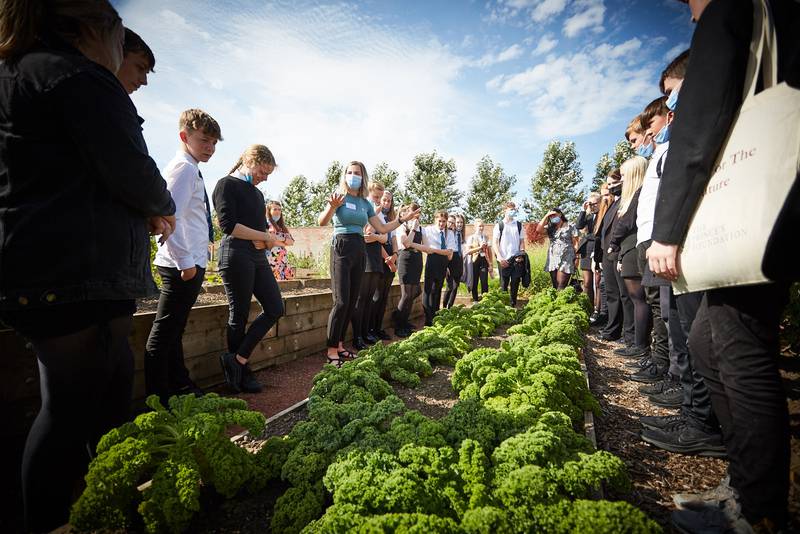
[332,195,376,235]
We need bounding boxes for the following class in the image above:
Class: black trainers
[673,475,736,510]
[614,346,649,357]
[395,327,411,338]
[598,332,621,342]
[240,362,263,394]
[638,374,675,395]
[641,420,727,457]
[374,329,391,341]
[219,352,242,393]
[354,337,368,350]
[364,332,379,344]
[630,362,667,383]
[640,413,684,431]
[671,494,758,534]
[625,354,652,369]
[648,382,683,408]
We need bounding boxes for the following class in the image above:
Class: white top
[395,221,420,251]
[636,142,670,245]
[422,225,455,251]
[492,218,522,260]
[448,230,465,254]
[154,150,210,270]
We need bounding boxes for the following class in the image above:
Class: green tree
[612,139,635,169]
[464,155,516,224]
[592,153,613,190]
[523,140,585,222]
[281,174,312,227]
[371,161,408,205]
[308,161,344,225]
[404,151,461,224]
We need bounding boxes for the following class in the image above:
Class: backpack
[498,220,522,242]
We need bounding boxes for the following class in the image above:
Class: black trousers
[219,243,284,359]
[600,255,634,342]
[499,259,523,305]
[371,270,395,333]
[472,255,489,301]
[423,254,449,325]
[144,265,205,403]
[443,252,463,308]
[672,291,717,430]
[22,314,134,532]
[353,271,380,339]
[327,234,365,347]
[688,283,790,525]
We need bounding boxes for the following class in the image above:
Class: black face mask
[609,184,622,196]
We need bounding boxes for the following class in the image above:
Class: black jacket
[0,39,175,310]
[597,199,621,263]
[652,0,800,280]
[608,188,642,257]
[575,211,597,257]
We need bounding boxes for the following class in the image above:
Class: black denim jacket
[0,39,175,310]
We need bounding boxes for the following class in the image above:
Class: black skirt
[398,249,422,284]
[365,241,384,272]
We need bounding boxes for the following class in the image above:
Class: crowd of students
[1,0,798,532]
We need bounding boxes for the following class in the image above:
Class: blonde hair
[618,156,648,215]
[0,0,122,63]
[179,108,223,140]
[368,181,385,194]
[340,160,369,198]
[229,144,276,175]
[625,116,645,141]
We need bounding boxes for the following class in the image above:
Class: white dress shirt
[154,150,210,270]
[636,142,670,246]
[493,218,522,261]
[422,225,453,251]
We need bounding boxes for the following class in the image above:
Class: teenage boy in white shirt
[421,210,454,326]
[144,109,222,405]
[493,201,525,306]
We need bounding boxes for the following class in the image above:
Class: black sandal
[338,349,357,360]
[326,355,343,368]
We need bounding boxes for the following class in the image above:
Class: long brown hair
[229,144,276,175]
[0,0,122,63]
[266,200,289,234]
[381,190,396,221]
[340,160,369,198]
[399,203,420,235]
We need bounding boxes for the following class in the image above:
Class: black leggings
[397,283,422,326]
[623,276,651,351]
[371,271,394,332]
[219,243,284,359]
[472,256,489,301]
[353,271,380,339]
[327,234,365,347]
[443,252,463,308]
[22,315,135,532]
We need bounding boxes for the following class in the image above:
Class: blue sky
[116,0,694,205]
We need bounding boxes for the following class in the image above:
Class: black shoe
[638,374,675,395]
[405,322,418,332]
[649,382,683,408]
[589,311,599,323]
[598,332,621,342]
[395,327,411,338]
[640,413,685,431]
[172,381,205,398]
[624,354,652,369]
[364,333,379,344]
[354,337,369,350]
[630,362,667,383]
[670,505,754,534]
[641,420,727,457]
[614,345,649,358]
[240,363,263,393]
[591,314,608,327]
[219,352,242,393]
[374,329,391,341]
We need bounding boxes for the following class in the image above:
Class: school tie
[456,231,461,255]
[199,171,214,243]
[440,231,446,250]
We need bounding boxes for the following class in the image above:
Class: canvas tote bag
[672,0,800,294]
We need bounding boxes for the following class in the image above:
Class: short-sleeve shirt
[332,194,375,235]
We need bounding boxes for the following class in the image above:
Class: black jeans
[688,283,790,525]
[443,252,463,308]
[600,255,634,343]
[499,258,524,305]
[219,242,284,359]
[353,271,380,339]
[327,234,365,347]
[472,255,489,301]
[21,314,134,532]
[423,254,449,325]
[370,271,394,333]
[144,265,205,403]
[672,291,717,430]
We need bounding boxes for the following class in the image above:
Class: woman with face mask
[443,214,467,308]
[265,200,295,280]
[536,208,578,290]
[213,145,283,394]
[319,162,420,366]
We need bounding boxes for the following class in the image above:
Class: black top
[597,199,621,262]
[0,37,175,310]
[576,211,597,256]
[609,188,642,256]
[212,176,266,249]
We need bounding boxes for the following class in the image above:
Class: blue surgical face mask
[271,214,281,222]
[345,174,362,190]
[653,121,671,144]
[551,216,562,224]
[666,88,679,111]
[239,172,253,183]
[508,209,518,219]
[636,142,654,158]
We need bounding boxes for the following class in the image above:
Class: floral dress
[267,226,295,280]
[545,223,578,274]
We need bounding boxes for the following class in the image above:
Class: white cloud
[487,41,655,137]
[663,42,689,62]
[120,0,472,197]
[563,0,606,37]
[531,0,570,22]
[474,43,525,67]
[532,34,558,55]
